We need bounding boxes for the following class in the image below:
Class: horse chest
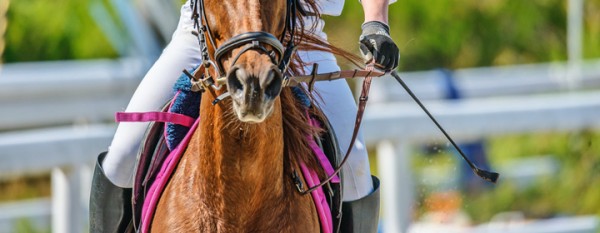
[151,138,319,232]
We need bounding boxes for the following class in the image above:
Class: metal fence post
[377,140,414,233]
[80,162,94,231]
[567,0,584,90]
[52,166,84,233]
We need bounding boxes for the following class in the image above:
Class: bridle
[187,0,299,93]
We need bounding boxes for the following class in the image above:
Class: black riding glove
[359,21,400,71]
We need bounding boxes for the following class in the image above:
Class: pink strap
[115,112,195,127]
[300,162,333,233]
[141,118,200,233]
[308,138,341,183]
[308,117,340,183]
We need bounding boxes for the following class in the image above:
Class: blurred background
[1,0,600,232]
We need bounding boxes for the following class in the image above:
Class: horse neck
[196,94,286,203]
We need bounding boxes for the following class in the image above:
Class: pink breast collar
[116,111,338,233]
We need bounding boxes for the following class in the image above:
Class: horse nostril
[264,68,282,99]
[227,67,245,93]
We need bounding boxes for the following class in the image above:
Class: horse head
[202,0,290,123]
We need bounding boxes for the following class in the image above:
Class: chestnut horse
[149,0,359,232]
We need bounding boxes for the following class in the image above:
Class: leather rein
[187,0,384,195]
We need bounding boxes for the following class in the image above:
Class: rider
[90,0,399,232]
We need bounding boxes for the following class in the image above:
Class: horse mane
[280,0,363,180]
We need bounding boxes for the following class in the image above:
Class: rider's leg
[101,3,201,188]
[90,3,200,232]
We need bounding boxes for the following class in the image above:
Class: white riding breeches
[102,2,373,201]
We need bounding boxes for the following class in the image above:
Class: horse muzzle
[227,65,282,123]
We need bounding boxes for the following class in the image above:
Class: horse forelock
[203,0,287,44]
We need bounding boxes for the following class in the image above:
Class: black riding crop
[390,71,499,183]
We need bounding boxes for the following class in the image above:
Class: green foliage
[13,219,50,233]
[3,0,117,62]
[4,0,599,66]
[584,0,600,58]
[0,175,50,202]
[325,0,600,71]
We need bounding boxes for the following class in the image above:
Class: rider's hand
[359,21,399,72]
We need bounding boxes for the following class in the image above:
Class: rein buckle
[291,170,304,193]
[183,69,206,93]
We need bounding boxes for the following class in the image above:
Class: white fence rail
[0,198,51,233]
[1,59,600,232]
[0,59,143,233]
[367,59,600,103]
[0,59,142,130]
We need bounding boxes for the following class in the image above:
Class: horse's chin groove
[231,99,275,123]
[235,107,271,123]
[238,116,265,123]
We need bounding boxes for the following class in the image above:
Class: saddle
[127,72,345,232]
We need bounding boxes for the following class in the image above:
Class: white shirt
[317,0,345,16]
[317,0,397,16]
